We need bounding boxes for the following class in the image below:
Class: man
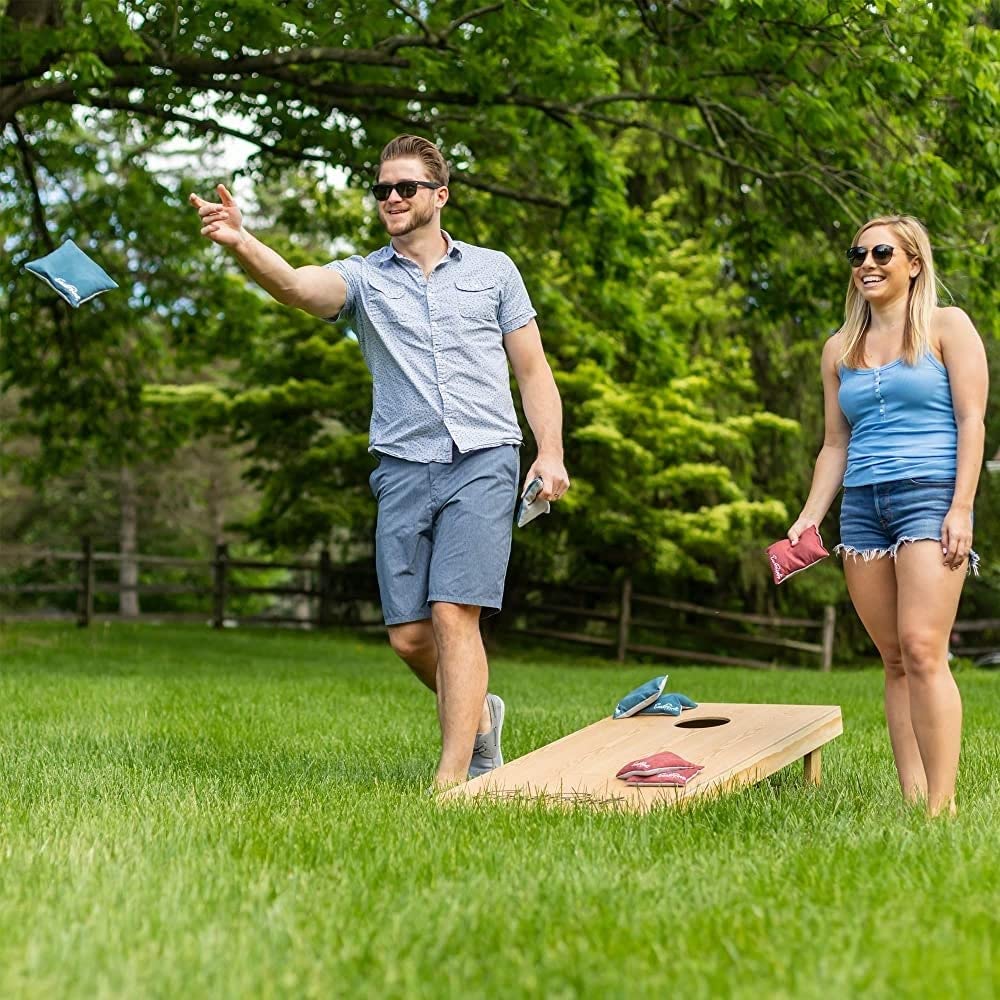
[190,134,569,790]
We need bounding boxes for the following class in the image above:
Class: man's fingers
[523,468,570,501]
[190,195,225,219]
[550,477,570,500]
[217,183,235,205]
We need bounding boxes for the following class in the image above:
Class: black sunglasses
[370,180,443,201]
[846,244,896,268]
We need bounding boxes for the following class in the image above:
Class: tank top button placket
[874,368,886,420]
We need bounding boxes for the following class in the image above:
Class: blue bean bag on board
[613,675,669,719]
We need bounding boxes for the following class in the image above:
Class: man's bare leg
[387,619,492,733]
[429,602,489,788]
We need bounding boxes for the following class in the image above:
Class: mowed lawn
[0,624,997,1000]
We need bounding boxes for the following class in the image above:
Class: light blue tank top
[838,351,957,487]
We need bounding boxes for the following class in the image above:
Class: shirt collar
[441,230,462,259]
[379,230,463,266]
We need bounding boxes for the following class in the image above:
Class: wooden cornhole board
[442,703,843,812]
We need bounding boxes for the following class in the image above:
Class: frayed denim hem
[834,537,980,576]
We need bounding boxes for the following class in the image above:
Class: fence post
[317,549,333,628]
[212,543,228,629]
[820,604,836,672]
[616,574,633,664]
[77,535,94,628]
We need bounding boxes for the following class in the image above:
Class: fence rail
[511,576,837,671]
[4,541,997,670]
[0,539,382,630]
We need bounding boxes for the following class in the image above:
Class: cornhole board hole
[442,703,843,812]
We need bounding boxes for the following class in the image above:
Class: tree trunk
[206,462,225,548]
[119,465,139,617]
[6,0,62,27]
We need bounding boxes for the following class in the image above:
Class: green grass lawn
[0,623,997,999]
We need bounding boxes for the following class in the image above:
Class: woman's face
[851,224,921,306]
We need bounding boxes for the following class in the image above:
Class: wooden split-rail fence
[510,578,838,671]
[0,540,381,631]
[2,541,997,670]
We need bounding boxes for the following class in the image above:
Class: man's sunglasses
[846,244,896,268]
[370,180,443,201]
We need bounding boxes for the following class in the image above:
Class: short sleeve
[497,254,537,335]
[323,256,364,322]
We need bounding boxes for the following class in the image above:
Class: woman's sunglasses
[846,244,896,268]
[370,180,443,201]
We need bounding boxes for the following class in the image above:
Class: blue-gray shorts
[368,443,520,625]
[836,478,979,574]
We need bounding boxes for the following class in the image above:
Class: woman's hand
[941,506,974,570]
[786,516,816,547]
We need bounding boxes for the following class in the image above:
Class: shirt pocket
[364,272,407,326]
[454,276,499,324]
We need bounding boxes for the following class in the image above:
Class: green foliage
[2,1,998,641]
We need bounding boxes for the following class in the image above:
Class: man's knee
[430,601,482,640]
[387,620,435,663]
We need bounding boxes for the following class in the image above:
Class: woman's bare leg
[894,541,966,817]
[843,554,927,801]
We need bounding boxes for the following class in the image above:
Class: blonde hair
[838,215,937,369]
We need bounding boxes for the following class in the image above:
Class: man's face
[375,156,447,238]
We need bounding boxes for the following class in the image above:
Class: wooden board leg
[803,748,822,786]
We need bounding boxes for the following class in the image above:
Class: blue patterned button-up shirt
[326,231,536,463]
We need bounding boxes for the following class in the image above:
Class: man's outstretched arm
[189,184,347,319]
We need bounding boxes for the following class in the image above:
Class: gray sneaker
[468,694,505,778]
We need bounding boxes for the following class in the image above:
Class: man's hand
[522,454,570,502]
[186,184,347,318]
[189,184,245,247]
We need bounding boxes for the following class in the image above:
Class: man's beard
[384,198,436,237]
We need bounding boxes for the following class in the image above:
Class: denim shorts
[836,477,979,574]
[369,443,520,625]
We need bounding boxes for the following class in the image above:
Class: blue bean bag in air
[24,239,118,308]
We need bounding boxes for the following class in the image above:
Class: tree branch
[387,0,433,35]
[580,91,696,110]
[82,97,331,164]
[576,107,869,215]
[9,115,55,253]
[446,2,506,35]
[67,93,567,210]
[450,171,567,208]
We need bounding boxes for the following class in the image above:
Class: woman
[787,215,988,817]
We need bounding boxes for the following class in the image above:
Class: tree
[3,1,998,636]
[0,108,262,610]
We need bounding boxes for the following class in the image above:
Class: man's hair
[378,135,450,186]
